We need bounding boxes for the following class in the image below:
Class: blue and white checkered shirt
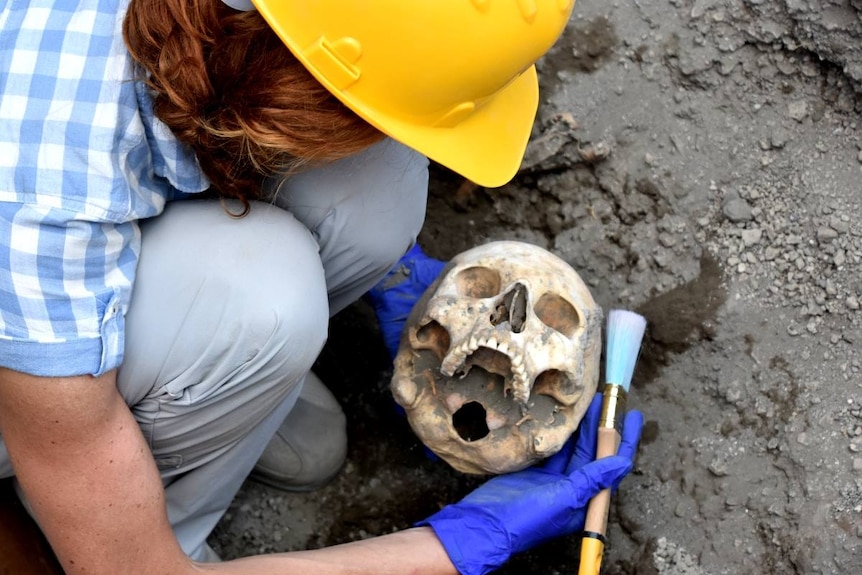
[0,1,209,377]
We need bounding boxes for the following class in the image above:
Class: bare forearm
[0,369,190,573]
[0,368,456,575]
[200,527,457,575]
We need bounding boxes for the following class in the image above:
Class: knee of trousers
[121,200,330,410]
[341,139,430,270]
[272,139,431,305]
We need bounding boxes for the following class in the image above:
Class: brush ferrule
[599,384,627,431]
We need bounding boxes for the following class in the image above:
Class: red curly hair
[123,0,383,212]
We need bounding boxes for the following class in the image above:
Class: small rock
[591,198,613,219]
[723,197,754,222]
[834,251,846,266]
[771,131,789,149]
[848,296,860,311]
[817,227,838,243]
[853,458,862,472]
[742,228,763,246]
[708,458,729,476]
[830,217,850,234]
[788,100,809,122]
[659,232,678,247]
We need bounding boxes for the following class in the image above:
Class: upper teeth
[441,332,530,404]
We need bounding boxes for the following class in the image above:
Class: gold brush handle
[582,426,620,533]
[578,385,626,575]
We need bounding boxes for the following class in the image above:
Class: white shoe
[250,372,347,492]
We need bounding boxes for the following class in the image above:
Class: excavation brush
[578,309,647,575]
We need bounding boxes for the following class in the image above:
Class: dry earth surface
[211,1,862,573]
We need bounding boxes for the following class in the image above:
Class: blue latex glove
[418,395,644,575]
[366,243,446,360]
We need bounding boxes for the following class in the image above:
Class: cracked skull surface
[391,241,602,474]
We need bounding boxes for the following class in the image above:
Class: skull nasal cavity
[452,402,490,442]
[490,283,528,333]
[455,266,501,298]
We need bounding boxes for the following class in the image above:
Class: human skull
[390,241,602,475]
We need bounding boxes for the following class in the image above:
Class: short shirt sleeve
[0,203,139,377]
[0,1,208,377]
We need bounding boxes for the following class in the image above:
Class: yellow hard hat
[251,0,575,188]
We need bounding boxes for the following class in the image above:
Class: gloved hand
[366,243,446,360]
[418,394,644,575]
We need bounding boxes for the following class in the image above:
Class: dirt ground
[211,1,862,573]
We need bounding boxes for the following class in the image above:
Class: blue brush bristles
[605,309,647,390]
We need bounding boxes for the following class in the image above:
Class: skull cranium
[390,241,602,474]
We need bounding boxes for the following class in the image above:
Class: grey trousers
[0,138,429,561]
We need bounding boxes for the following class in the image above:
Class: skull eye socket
[534,293,581,337]
[532,369,577,404]
[455,266,501,298]
[415,320,451,360]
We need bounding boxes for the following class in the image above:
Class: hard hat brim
[254,2,539,189]
[361,67,539,189]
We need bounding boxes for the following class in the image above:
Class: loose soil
[224,1,862,573]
